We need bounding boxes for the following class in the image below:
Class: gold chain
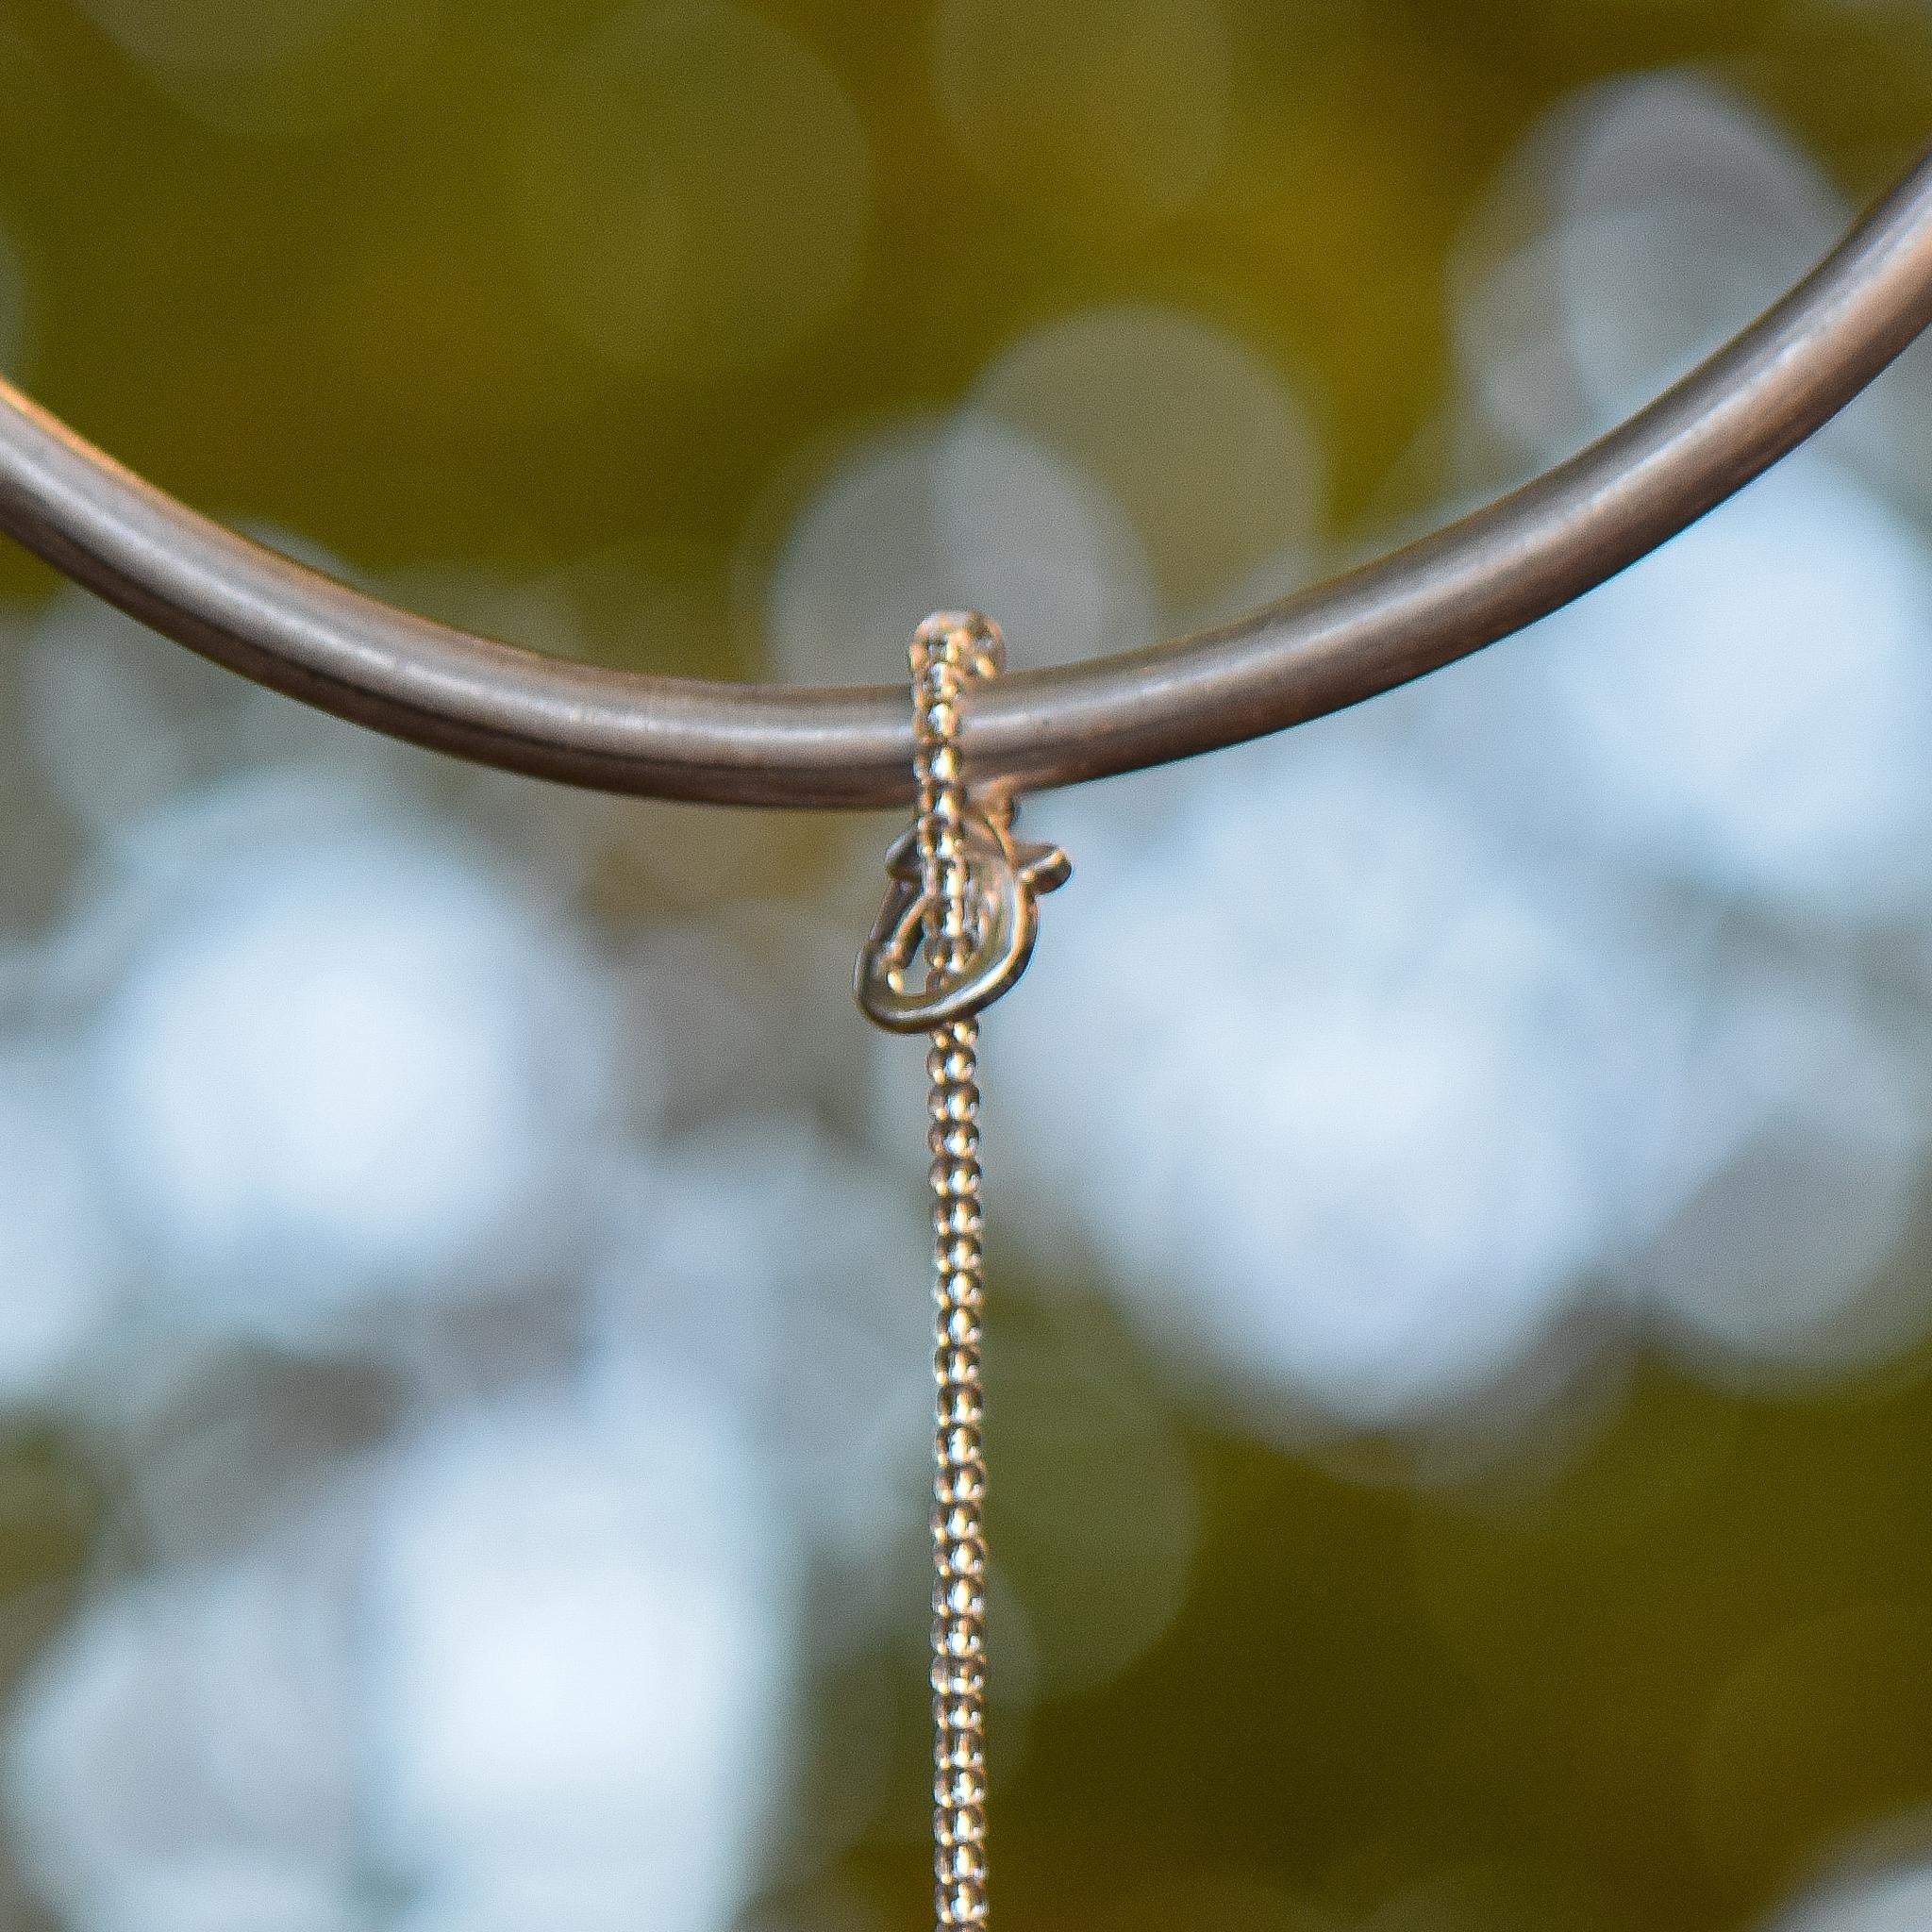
[857,612,1069,1932]
[918,617,998,1930]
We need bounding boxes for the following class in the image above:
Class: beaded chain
[915,615,1000,1928]
[856,612,1068,1931]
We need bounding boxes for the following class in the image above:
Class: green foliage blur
[6,4,1932,1930]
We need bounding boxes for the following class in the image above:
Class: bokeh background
[5,3,1932,1929]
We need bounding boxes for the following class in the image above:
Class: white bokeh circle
[967,304,1323,622]
[518,0,872,376]
[85,776,619,1342]
[987,732,1644,1432]
[1528,455,1932,922]
[0,1048,123,1401]
[1774,1861,1932,1932]
[1453,74,1844,461]
[368,1393,794,1932]
[762,412,1155,680]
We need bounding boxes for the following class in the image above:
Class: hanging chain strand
[913,616,998,1931]
[855,610,1067,1932]
[930,1014,989,1928]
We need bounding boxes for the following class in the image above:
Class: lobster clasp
[855,805,1070,1034]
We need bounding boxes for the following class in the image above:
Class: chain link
[857,611,1065,1930]
[928,1011,989,1927]
[911,614,1001,1929]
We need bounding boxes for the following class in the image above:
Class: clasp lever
[855,802,1070,1034]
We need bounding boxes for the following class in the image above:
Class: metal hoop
[5,145,1932,808]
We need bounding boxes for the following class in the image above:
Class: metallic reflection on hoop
[4,139,1932,805]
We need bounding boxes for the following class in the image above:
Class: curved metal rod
[5,147,1932,808]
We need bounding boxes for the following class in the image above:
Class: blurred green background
[6,6,1932,1932]
[6,0,1930,619]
